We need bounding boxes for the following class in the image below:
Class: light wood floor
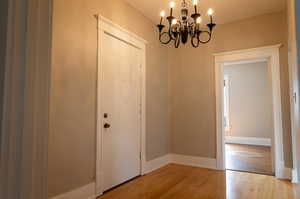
[225,144,273,175]
[98,164,297,199]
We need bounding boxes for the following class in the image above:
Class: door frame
[287,0,300,183]
[214,44,287,179]
[223,75,230,134]
[95,15,148,196]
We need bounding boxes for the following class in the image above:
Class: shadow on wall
[0,0,9,151]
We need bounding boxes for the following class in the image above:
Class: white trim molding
[281,167,293,180]
[292,169,299,183]
[225,136,271,146]
[170,154,217,169]
[214,44,286,179]
[95,15,147,196]
[143,155,171,174]
[143,154,217,175]
[51,183,97,199]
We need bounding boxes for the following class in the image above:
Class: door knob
[104,123,111,129]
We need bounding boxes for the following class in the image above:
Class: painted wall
[224,62,273,139]
[49,0,170,197]
[49,3,294,197]
[0,0,8,152]
[169,12,292,167]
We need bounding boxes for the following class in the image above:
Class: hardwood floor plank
[225,144,273,175]
[98,164,297,199]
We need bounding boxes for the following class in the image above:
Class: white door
[100,31,142,191]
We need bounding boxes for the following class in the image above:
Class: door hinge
[140,152,142,160]
[224,80,226,87]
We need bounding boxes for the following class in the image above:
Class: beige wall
[48,0,170,197]
[49,3,293,197]
[170,12,293,167]
[224,62,273,138]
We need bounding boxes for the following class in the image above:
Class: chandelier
[157,0,216,48]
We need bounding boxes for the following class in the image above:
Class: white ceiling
[124,0,286,25]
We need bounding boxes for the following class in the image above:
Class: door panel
[101,32,141,191]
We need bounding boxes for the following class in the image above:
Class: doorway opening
[214,45,286,179]
[223,61,273,175]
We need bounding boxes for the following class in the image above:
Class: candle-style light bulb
[172,18,177,25]
[196,17,202,24]
[193,0,198,13]
[208,8,214,24]
[169,1,175,16]
[170,1,175,8]
[159,11,165,25]
[208,8,214,16]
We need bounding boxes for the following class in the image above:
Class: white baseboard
[225,136,271,146]
[170,154,217,170]
[51,182,97,199]
[275,160,292,180]
[144,154,171,174]
[53,154,216,199]
[144,153,217,174]
[282,167,292,180]
[292,169,299,183]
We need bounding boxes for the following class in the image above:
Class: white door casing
[96,15,147,196]
[214,45,286,179]
[287,0,300,183]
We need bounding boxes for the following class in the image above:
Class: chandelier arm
[159,32,172,44]
[197,30,212,44]
[191,35,200,48]
[174,33,181,48]
[169,21,181,40]
[168,28,177,40]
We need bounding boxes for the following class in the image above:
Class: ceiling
[124,0,286,25]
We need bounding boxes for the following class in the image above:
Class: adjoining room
[223,61,273,175]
